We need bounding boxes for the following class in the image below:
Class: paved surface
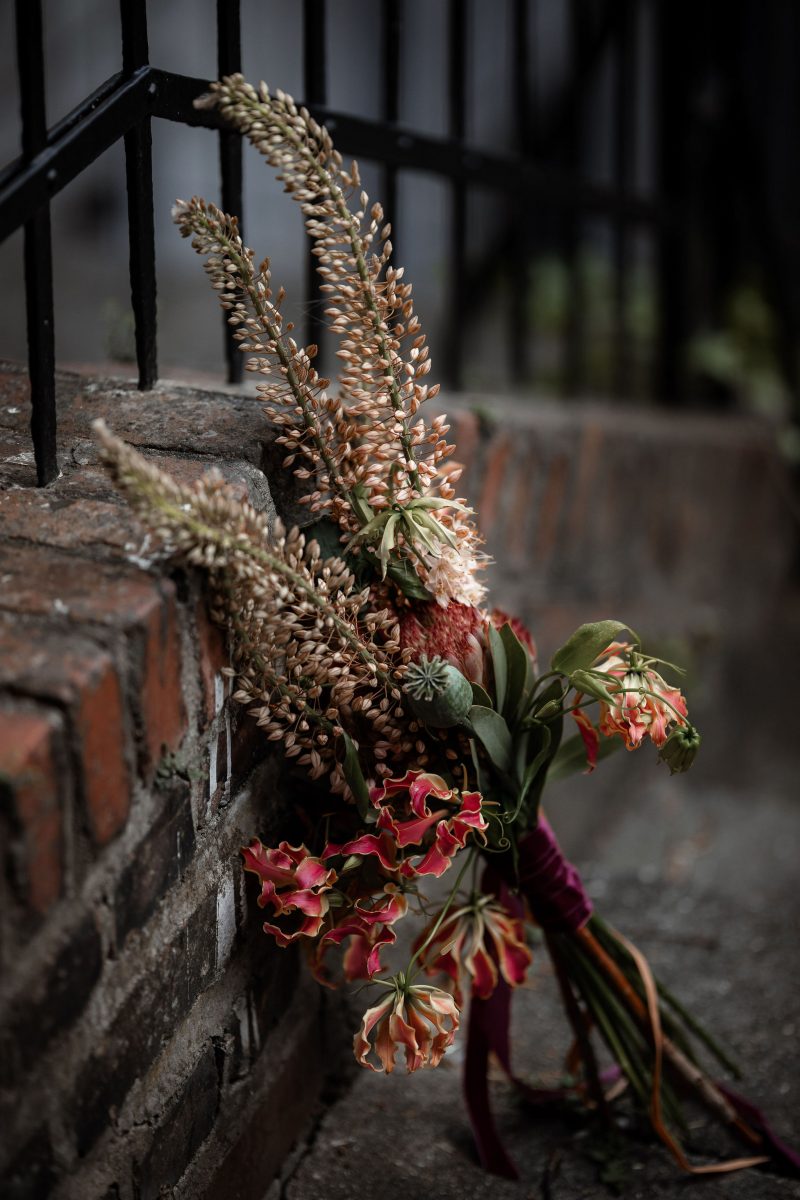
[275,763,800,1200]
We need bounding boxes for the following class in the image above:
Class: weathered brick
[75,657,131,844]
[0,437,38,489]
[564,422,604,545]
[53,378,271,468]
[477,433,513,537]
[0,618,131,846]
[0,704,66,914]
[249,942,301,1049]
[0,912,102,1087]
[229,710,268,792]
[0,545,187,781]
[0,1126,56,1200]
[138,588,187,772]
[75,891,217,1155]
[204,1003,323,1200]
[506,450,539,566]
[0,490,136,556]
[534,451,570,570]
[136,1046,219,1200]
[448,408,481,482]
[197,599,229,723]
[113,779,195,945]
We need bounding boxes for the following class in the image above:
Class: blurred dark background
[1,0,799,453]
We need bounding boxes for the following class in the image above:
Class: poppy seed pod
[404,654,473,728]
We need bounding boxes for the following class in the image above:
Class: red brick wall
[0,365,794,1198]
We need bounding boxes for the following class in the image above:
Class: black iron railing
[1,0,674,487]
[5,0,797,489]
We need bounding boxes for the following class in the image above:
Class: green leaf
[546,731,622,783]
[405,497,467,513]
[378,512,400,576]
[487,623,508,713]
[551,620,635,675]
[349,483,375,526]
[413,508,457,549]
[340,732,373,823]
[570,668,619,704]
[385,557,432,600]
[468,705,513,773]
[517,726,553,810]
[400,510,435,555]
[470,682,494,709]
[469,737,488,795]
[499,622,535,723]
[525,681,564,812]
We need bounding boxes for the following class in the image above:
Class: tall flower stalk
[92,76,798,1186]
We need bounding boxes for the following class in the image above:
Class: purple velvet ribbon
[464,825,595,1179]
[515,815,593,934]
[462,818,800,1180]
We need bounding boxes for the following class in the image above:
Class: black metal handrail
[2,0,670,487]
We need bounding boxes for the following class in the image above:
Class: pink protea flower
[324,770,487,879]
[354,976,460,1072]
[594,643,688,750]
[417,894,532,1002]
[398,601,488,683]
[398,601,538,690]
[241,839,337,947]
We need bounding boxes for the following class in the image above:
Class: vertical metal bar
[509,0,532,385]
[613,0,634,398]
[382,0,401,262]
[444,0,467,389]
[303,0,327,355]
[562,0,584,397]
[120,0,157,389]
[655,0,688,404]
[217,0,243,384]
[16,0,57,485]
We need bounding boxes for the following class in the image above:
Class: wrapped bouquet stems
[94,74,798,1186]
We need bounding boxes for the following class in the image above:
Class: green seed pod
[404,655,473,729]
[658,724,701,774]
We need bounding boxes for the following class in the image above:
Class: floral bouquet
[95,76,799,1183]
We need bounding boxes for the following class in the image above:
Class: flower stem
[407,848,475,979]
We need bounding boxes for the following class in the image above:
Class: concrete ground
[273,758,800,1200]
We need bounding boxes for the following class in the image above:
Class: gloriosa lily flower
[593,642,688,750]
[309,885,409,986]
[417,893,532,1002]
[354,975,460,1072]
[324,770,487,879]
[241,839,337,947]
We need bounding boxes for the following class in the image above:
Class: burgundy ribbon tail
[463,820,594,1178]
[464,969,519,1179]
[463,818,800,1181]
[717,1084,800,1177]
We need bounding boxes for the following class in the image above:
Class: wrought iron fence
[2,0,797,487]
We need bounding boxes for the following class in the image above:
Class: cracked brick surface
[0,361,796,1199]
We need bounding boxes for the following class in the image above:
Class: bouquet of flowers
[95,76,798,1183]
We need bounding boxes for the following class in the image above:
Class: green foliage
[547,732,621,783]
[551,620,634,676]
[467,705,513,773]
[340,732,373,824]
